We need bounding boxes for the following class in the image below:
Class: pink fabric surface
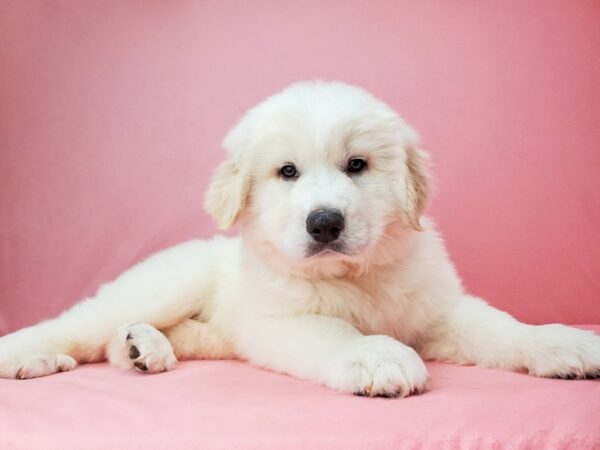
[1,1,600,335]
[1,327,599,449]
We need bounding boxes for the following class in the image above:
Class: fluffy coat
[1,81,599,397]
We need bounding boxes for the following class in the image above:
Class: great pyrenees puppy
[1,81,599,397]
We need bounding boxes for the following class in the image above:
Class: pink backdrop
[1,1,599,335]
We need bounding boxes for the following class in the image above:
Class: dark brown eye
[279,163,299,180]
[347,158,367,175]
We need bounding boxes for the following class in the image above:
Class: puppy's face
[205,82,431,270]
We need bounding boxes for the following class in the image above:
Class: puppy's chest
[311,273,428,344]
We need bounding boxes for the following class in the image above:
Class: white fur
[107,323,177,373]
[1,81,599,397]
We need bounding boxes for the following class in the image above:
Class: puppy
[1,81,599,397]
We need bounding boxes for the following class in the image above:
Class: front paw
[525,324,600,379]
[107,323,177,374]
[322,335,429,398]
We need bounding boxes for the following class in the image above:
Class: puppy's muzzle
[306,208,345,244]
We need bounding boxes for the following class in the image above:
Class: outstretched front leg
[419,295,600,379]
[234,314,429,397]
[0,240,218,379]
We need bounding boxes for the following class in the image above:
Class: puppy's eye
[279,163,299,180]
[346,157,367,175]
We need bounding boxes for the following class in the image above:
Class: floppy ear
[404,145,433,231]
[204,158,250,230]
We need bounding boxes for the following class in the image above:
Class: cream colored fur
[1,81,599,396]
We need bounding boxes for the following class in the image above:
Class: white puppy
[1,81,599,397]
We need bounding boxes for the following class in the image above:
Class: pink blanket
[1,326,599,449]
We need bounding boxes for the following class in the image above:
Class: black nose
[306,209,345,243]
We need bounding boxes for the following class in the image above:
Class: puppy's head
[205,81,432,272]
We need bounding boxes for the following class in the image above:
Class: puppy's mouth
[305,241,348,258]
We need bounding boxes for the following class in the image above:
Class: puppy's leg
[235,314,428,397]
[0,240,215,379]
[162,319,235,360]
[105,319,235,373]
[420,295,600,379]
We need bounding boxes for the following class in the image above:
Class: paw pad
[129,346,140,359]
